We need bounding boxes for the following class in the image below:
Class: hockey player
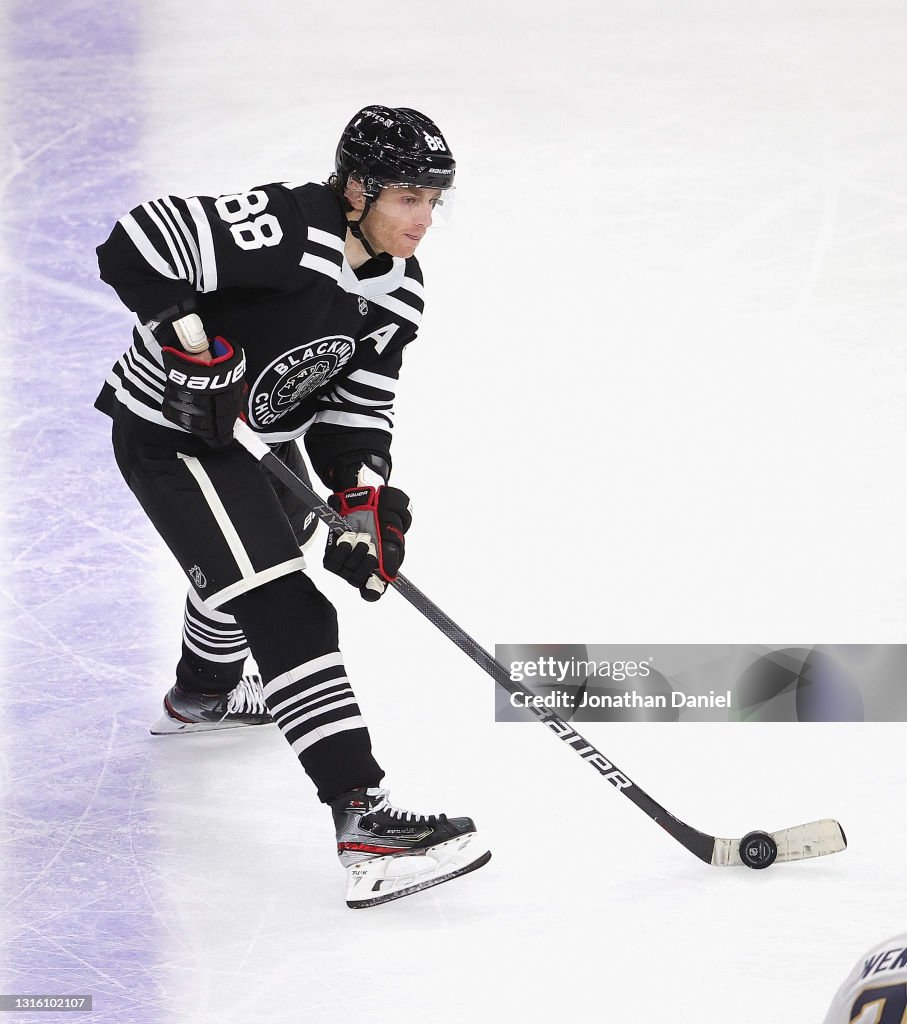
[94,105,490,908]
[822,932,907,1022]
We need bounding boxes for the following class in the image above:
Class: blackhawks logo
[276,360,332,406]
[249,336,355,428]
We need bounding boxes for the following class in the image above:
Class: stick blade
[772,818,847,864]
[711,818,847,866]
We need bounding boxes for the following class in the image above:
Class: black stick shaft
[235,423,715,864]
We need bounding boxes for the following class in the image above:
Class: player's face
[362,185,442,258]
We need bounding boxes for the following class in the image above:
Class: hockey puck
[739,830,778,869]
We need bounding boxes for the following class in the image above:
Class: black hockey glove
[324,486,412,601]
[161,337,246,447]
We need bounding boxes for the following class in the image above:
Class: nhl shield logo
[358,296,369,315]
[188,565,207,589]
[249,335,355,429]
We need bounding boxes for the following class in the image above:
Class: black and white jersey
[95,182,424,484]
[823,933,907,1024]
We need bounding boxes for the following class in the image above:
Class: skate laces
[227,674,267,715]
[366,788,441,824]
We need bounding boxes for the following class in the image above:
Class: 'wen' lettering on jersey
[822,933,907,1024]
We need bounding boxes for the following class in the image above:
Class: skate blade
[149,713,274,735]
[345,833,491,909]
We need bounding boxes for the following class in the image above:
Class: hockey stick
[234,421,846,870]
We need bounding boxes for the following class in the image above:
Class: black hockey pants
[110,411,384,801]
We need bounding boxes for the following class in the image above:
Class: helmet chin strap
[347,202,379,260]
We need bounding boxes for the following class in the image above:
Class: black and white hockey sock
[225,572,384,803]
[263,652,383,803]
[176,589,250,695]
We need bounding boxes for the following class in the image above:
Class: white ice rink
[2,1,907,1021]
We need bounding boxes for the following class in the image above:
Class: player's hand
[323,485,412,601]
[160,337,246,447]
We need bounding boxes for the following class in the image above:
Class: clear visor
[371,183,457,228]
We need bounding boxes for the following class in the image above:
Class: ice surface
[2,0,907,1020]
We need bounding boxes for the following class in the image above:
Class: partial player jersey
[823,933,907,1023]
[94,181,424,483]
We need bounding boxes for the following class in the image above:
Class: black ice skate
[150,675,273,735]
[331,787,491,908]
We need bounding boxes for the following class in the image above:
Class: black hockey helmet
[334,105,456,204]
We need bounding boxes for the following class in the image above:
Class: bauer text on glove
[161,337,246,447]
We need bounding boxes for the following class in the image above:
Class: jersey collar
[340,256,406,298]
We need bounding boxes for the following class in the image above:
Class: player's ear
[344,177,366,212]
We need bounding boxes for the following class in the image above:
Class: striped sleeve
[312,366,399,434]
[96,184,308,322]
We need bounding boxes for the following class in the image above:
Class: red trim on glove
[161,336,235,365]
